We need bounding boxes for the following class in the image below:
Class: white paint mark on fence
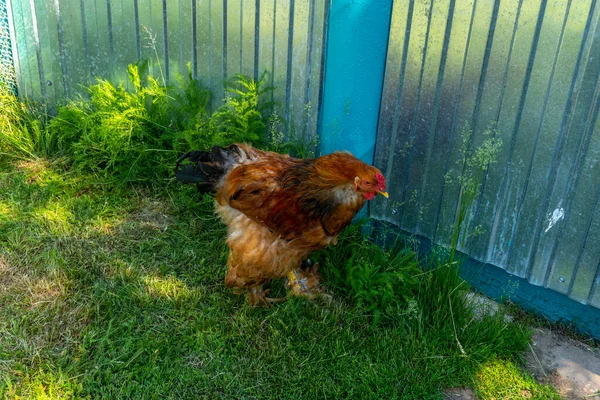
[545,207,565,233]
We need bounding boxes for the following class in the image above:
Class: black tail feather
[174,145,239,193]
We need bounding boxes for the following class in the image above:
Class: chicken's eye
[364,181,371,186]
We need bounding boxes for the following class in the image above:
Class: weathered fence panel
[6,0,328,141]
[373,0,600,309]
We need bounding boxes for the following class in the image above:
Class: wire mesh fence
[0,0,16,92]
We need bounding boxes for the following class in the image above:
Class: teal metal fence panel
[6,0,328,143]
[373,0,600,309]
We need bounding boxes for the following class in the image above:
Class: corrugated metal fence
[6,0,328,142]
[373,0,600,309]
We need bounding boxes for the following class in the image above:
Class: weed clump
[1,62,274,184]
[444,122,503,260]
[317,224,420,325]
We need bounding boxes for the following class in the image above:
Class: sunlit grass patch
[141,274,198,302]
[123,197,173,232]
[1,368,80,400]
[13,158,79,190]
[86,216,124,236]
[475,358,560,399]
[0,254,65,298]
[0,261,85,398]
[26,275,67,305]
[30,202,74,236]
[15,158,52,177]
[0,200,15,216]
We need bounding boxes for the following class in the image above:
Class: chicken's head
[354,170,388,200]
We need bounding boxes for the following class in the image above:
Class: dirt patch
[526,327,600,399]
[0,264,64,306]
[443,387,477,399]
[16,159,51,183]
[0,256,13,287]
[129,198,173,231]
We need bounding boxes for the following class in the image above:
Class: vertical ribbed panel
[373,0,600,308]
[8,0,328,136]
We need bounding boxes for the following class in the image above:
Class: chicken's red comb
[374,172,386,189]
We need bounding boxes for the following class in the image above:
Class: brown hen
[175,143,388,306]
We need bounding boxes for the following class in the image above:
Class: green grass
[0,159,559,399]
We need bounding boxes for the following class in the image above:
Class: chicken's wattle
[363,192,376,200]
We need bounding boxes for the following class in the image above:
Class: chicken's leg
[287,260,328,299]
[287,270,309,296]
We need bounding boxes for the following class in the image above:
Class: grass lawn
[0,158,559,399]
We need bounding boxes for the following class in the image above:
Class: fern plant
[40,62,274,184]
[47,61,174,182]
[208,72,274,147]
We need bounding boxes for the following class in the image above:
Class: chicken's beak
[378,191,389,198]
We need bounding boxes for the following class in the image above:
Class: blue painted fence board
[318,0,393,164]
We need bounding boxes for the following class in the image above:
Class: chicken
[175,143,388,306]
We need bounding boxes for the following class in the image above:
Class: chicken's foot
[247,286,286,307]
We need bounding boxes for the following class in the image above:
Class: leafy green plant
[347,246,419,319]
[266,101,319,158]
[2,60,281,182]
[40,62,273,184]
[281,130,319,159]
[207,72,274,147]
[265,111,286,153]
[46,62,174,182]
[318,224,421,325]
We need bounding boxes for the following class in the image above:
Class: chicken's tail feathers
[174,144,244,192]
